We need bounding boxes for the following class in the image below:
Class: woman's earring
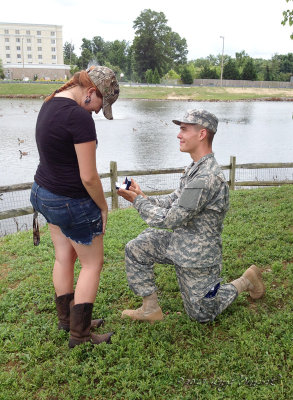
[85,96,91,104]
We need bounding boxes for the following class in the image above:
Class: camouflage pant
[125,228,238,323]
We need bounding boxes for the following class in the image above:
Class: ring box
[116,177,131,190]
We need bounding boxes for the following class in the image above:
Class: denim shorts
[30,182,103,245]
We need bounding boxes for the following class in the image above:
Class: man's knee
[182,295,219,323]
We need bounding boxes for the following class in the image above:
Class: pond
[0,98,292,186]
[1,98,292,235]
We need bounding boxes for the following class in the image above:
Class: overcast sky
[2,0,293,60]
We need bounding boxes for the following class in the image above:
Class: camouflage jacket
[133,153,229,268]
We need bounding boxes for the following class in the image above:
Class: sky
[2,0,293,60]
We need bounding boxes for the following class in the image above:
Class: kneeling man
[118,109,265,323]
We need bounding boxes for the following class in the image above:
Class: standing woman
[30,66,119,348]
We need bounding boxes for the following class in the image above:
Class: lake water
[0,98,292,235]
[0,98,293,186]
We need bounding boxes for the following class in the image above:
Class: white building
[0,22,70,80]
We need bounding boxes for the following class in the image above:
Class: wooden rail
[0,157,292,220]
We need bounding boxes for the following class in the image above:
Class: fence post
[229,155,236,190]
[110,161,118,209]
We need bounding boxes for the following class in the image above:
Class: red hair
[45,66,102,102]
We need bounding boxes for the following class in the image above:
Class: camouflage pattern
[133,153,229,269]
[125,153,238,322]
[87,66,119,120]
[172,109,218,133]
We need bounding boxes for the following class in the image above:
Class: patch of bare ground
[167,95,192,100]
[0,263,11,280]
[224,87,293,95]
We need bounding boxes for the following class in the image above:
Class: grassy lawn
[0,186,293,399]
[0,82,292,101]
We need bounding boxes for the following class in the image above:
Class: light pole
[220,36,224,87]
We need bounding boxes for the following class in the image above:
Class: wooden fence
[0,156,293,222]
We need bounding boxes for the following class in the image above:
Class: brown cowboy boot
[231,265,265,299]
[69,303,114,348]
[122,292,164,324]
[55,293,104,332]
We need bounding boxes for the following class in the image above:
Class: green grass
[0,82,293,101]
[0,186,293,399]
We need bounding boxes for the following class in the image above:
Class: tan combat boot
[122,292,164,323]
[231,265,265,299]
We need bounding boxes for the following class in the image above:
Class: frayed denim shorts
[30,182,103,245]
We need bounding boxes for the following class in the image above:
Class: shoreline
[1,94,293,102]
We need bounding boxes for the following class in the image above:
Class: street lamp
[220,36,224,87]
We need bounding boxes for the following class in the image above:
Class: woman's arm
[74,141,108,233]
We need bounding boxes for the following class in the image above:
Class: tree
[181,65,194,84]
[241,58,257,80]
[107,40,129,73]
[282,0,293,39]
[235,50,250,69]
[223,59,240,80]
[132,9,188,80]
[0,59,4,79]
[145,69,154,83]
[163,69,180,80]
[153,68,161,84]
[63,42,78,65]
[264,64,272,81]
[199,65,219,79]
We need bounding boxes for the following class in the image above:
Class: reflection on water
[0,98,292,186]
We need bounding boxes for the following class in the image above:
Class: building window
[5,38,9,42]
[28,54,32,59]
[15,29,20,34]
[37,39,42,43]
[27,38,31,43]
[26,30,30,35]
[51,39,55,44]
[27,46,31,51]
[51,47,56,52]
[16,46,21,51]
[52,55,56,59]
[37,30,41,35]
[16,38,20,42]
[6,54,10,58]
[17,54,21,59]
[4,29,9,34]
[38,55,42,59]
[51,31,55,36]
[5,46,10,50]
[38,47,42,51]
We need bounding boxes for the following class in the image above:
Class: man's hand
[117,178,146,203]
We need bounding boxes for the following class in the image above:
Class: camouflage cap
[172,109,218,133]
[87,66,120,120]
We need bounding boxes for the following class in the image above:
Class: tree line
[64,9,293,84]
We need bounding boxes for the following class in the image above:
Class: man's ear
[199,128,208,141]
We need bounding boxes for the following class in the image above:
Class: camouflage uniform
[125,153,238,322]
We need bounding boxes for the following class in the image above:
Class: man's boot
[121,292,164,323]
[69,303,114,348]
[55,293,104,332]
[231,265,265,299]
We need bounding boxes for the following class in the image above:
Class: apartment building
[0,22,70,80]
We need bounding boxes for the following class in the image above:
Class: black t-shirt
[34,97,97,198]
